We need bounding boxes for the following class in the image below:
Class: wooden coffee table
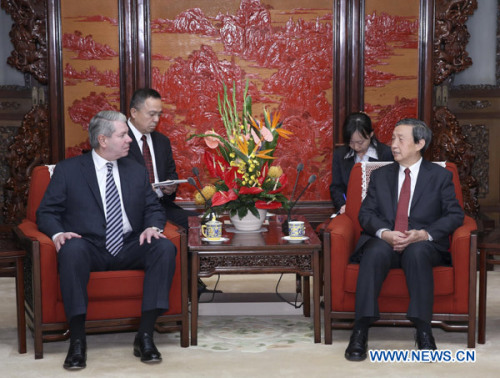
[188,215,322,345]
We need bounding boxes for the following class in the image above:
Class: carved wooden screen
[59,1,120,157]
[363,1,420,144]
[149,0,334,201]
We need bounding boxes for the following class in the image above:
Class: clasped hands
[381,229,429,252]
[53,227,166,252]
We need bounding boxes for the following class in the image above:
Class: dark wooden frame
[333,0,434,144]
[14,223,189,359]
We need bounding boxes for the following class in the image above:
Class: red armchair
[323,162,477,347]
[14,165,189,358]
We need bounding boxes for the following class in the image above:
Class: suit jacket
[329,141,393,209]
[36,152,166,249]
[352,159,464,261]
[127,128,178,204]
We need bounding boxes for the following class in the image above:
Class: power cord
[198,274,222,303]
[275,273,303,309]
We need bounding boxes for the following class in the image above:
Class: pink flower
[203,130,222,149]
[260,126,274,142]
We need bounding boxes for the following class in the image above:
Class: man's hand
[139,227,167,245]
[159,183,177,195]
[54,232,82,252]
[339,204,346,214]
[381,229,428,252]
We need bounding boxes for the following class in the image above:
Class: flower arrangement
[189,81,292,220]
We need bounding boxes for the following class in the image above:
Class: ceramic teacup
[288,220,305,239]
[201,219,222,240]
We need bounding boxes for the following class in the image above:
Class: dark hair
[342,112,375,145]
[395,118,432,153]
[129,88,162,111]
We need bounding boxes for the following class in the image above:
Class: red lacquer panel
[150,0,334,201]
[61,2,120,157]
[364,1,419,144]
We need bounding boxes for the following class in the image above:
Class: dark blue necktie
[105,162,123,256]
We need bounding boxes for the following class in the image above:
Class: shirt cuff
[376,228,390,239]
[52,232,63,242]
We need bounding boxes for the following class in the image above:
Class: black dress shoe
[345,329,368,361]
[63,339,87,370]
[133,332,162,363]
[416,330,437,350]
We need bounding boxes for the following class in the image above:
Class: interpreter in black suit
[37,111,176,369]
[126,88,197,231]
[330,112,393,214]
[344,118,464,361]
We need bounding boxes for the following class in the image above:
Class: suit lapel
[127,128,144,164]
[388,163,399,217]
[411,159,431,211]
[151,132,165,176]
[81,153,105,213]
[117,159,131,218]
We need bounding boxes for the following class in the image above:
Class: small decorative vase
[230,208,267,232]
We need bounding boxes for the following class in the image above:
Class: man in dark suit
[37,111,176,369]
[126,88,197,231]
[344,118,464,361]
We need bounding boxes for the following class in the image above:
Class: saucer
[282,236,309,243]
[202,237,229,245]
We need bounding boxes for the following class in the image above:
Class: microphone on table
[188,176,213,223]
[192,167,203,188]
[283,174,317,233]
[188,176,207,203]
[286,162,304,223]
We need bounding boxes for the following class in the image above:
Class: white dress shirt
[92,150,132,234]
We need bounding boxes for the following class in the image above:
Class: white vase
[230,208,267,232]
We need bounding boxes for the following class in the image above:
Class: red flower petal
[211,190,238,206]
[255,200,282,209]
[239,186,264,195]
[269,173,288,194]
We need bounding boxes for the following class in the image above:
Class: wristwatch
[151,226,163,233]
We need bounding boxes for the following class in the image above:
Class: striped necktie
[141,135,155,184]
[105,162,123,256]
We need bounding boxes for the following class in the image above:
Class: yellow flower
[194,192,205,205]
[194,185,216,205]
[202,184,216,199]
[268,166,283,178]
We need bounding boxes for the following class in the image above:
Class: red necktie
[394,168,411,232]
[141,135,155,184]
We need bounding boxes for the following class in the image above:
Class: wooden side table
[478,227,500,344]
[0,229,27,354]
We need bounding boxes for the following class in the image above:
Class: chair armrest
[327,214,356,268]
[449,215,477,299]
[450,215,477,263]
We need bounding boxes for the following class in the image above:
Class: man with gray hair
[37,110,176,369]
[344,118,464,361]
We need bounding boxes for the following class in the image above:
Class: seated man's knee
[361,239,394,264]
[58,238,91,269]
[152,238,177,264]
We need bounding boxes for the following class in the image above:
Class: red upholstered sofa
[14,165,189,358]
[323,162,477,347]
